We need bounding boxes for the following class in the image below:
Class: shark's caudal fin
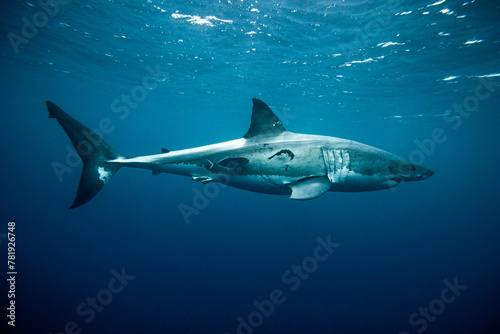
[244,98,287,138]
[46,101,121,209]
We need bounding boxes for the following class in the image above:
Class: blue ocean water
[1,0,500,333]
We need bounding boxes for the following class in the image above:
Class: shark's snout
[396,166,435,182]
[419,168,435,180]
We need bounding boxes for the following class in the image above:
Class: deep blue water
[1,0,500,333]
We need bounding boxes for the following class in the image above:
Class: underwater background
[1,0,500,333]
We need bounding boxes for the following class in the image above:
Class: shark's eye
[410,166,416,172]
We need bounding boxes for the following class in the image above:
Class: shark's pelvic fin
[244,98,286,138]
[288,176,331,200]
[47,101,121,209]
[191,176,214,184]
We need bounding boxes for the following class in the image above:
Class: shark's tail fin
[46,101,121,209]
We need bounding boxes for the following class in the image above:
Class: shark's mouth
[394,169,435,182]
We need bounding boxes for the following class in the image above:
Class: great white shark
[47,98,434,208]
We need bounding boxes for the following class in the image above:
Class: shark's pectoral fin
[288,176,330,200]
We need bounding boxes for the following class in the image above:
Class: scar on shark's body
[268,149,294,161]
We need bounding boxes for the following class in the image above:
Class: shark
[46,98,434,209]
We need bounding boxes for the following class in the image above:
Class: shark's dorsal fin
[244,99,286,138]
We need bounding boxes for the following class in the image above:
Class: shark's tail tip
[69,202,84,210]
[46,100,60,118]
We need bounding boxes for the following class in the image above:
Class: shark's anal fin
[288,176,330,200]
[161,148,170,153]
[244,99,287,138]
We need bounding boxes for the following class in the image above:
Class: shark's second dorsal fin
[244,99,286,138]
